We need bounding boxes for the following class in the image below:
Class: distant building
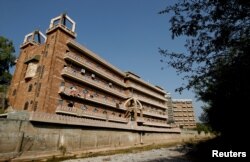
[171,99,196,129]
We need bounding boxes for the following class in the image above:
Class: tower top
[46,13,76,38]
[20,30,46,49]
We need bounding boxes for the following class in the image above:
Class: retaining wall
[0,118,186,161]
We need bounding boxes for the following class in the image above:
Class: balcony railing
[59,86,168,120]
[128,95,167,110]
[61,68,127,98]
[143,122,171,128]
[143,110,168,119]
[29,112,180,133]
[137,117,170,128]
[64,52,126,87]
[59,86,126,111]
[67,40,125,77]
[56,105,129,123]
[128,83,167,102]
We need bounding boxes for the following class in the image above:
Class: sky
[0,0,204,121]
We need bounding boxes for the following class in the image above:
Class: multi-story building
[7,14,178,132]
[171,99,196,129]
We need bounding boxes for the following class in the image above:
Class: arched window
[28,84,32,92]
[24,101,29,110]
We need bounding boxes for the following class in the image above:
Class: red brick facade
[7,14,195,130]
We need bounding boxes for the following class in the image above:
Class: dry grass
[46,137,211,162]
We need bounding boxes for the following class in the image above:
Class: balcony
[143,121,170,128]
[67,40,125,76]
[64,52,126,87]
[56,105,129,123]
[136,117,170,128]
[61,68,127,98]
[143,110,168,119]
[29,111,180,133]
[59,86,127,111]
[128,83,167,102]
[137,117,145,123]
[130,95,167,110]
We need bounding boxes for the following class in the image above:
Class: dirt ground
[63,145,192,162]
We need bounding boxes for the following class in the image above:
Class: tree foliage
[196,123,212,134]
[159,0,250,92]
[159,0,250,143]
[0,36,16,84]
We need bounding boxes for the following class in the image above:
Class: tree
[196,123,212,135]
[159,0,250,145]
[0,36,15,110]
[0,36,16,85]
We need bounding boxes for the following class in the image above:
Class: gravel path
[63,145,192,162]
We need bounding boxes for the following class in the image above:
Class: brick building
[7,14,175,130]
[171,99,196,129]
[6,14,195,131]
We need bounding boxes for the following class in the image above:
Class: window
[40,66,44,78]
[36,66,41,73]
[108,82,113,88]
[81,105,88,110]
[44,44,49,57]
[12,89,16,96]
[28,84,32,92]
[33,101,38,111]
[94,92,98,97]
[68,101,74,107]
[36,83,41,97]
[83,89,88,94]
[91,74,95,79]
[93,107,98,112]
[24,101,29,110]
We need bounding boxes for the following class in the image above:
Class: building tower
[8,14,76,113]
